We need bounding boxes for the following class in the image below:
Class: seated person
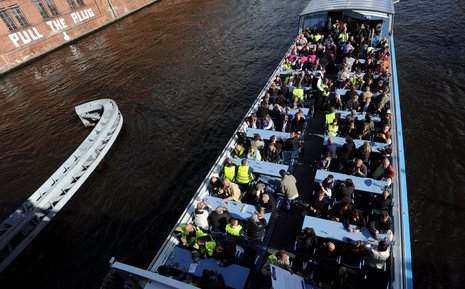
[341,240,365,268]
[208,207,231,233]
[340,120,358,138]
[317,151,332,171]
[334,179,355,203]
[372,158,396,181]
[247,145,262,161]
[292,250,313,278]
[157,264,193,284]
[356,141,372,163]
[209,176,224,195]
[225,218,244,237]
[232,144,246,159]
[319,176,334,197]
[350,158,368,178]
[222,158,236,182]
[196,270,225,288]
[262,114,275,130]
[343,209,366,233]
[372,190,392,210]
[292,111,307,134]
[368,211,392,240]
[246,212,267,241]
[327,201,352,222]
[305,190,329,217]
[323,137,338,159]
[241,187,260,207]
[373,124,392,145]
[313,242,341,288]
[261,250,291,276]
[265,143,281,163]
[194,202,212,231]
[295,227,318,255]
[175,223,206,247]
[192,235,216,258]
[218,179,241,202]
[250,133,265,151]
[212,243,236,267]
[257,193,277,216]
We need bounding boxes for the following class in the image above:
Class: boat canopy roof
[300,0,395,16]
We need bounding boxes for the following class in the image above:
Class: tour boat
[107,1,412,288]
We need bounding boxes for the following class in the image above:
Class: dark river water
[0,0,464,288]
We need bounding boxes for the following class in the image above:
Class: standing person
[193,202,212,231]
[235,159,254,191]
[279,169,299,211]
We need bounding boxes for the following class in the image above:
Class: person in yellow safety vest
[232,144,245,159]
[260,250,291,276]
[236,159,254,185]
[314,31,321,43]
[174,224,206,247]
[352,76,365,90]
[327,119,339,137]
[338,29,349,46]
[366,44,374,54]
[247,145,262,161]
[192,235,216,257]
[225,218,244,236]
[223,158,236,182]
[325,107,337,125]
[292,84,305,102]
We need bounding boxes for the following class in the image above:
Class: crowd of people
[157,15,398,289]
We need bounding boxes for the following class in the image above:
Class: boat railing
[387,34,413,289]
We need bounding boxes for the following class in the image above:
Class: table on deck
[323,135,387,153]
[302,216,385,243]
[336,110,381,122]
[204,196,271,223]
[314,170,388,195]
[246,128,290,141]
[166,246,251,289]
[230,158,288,177]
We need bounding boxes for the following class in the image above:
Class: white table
[204,196,271,223]
[323,135,387,153]
[314,170,388,194]
[166,246,250,289]
[230,158,288,177]
[302,216,385,243]
[336,88,363,96]
[336,110,381,122]
[246,128,290,141]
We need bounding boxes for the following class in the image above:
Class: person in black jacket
[208,207,231,233]
[305,191,329,217]
[368,210,392,240]
[212,243,236,267]
[246,213,267,241]
[256,193,277,216]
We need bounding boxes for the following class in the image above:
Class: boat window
[303,12,327,31]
